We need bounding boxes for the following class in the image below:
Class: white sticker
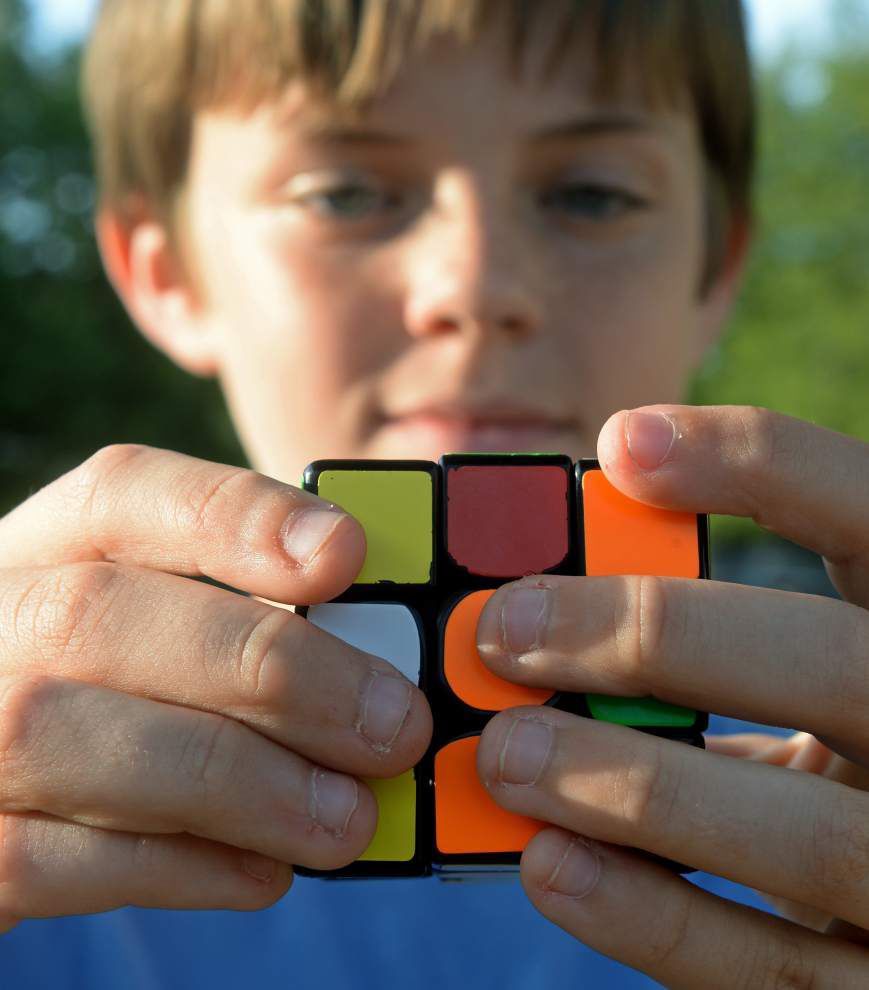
[306,603,421,683]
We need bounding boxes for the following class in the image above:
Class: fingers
[705,732,838,775]
[0,812,293,921]
[0,675,378,870]
[476,707,869,932]
[0,563,432,778]
[704,732,839,773]
[520,829,869,989]
[704,733,801,762]
[0,444,366,605]
[475,573,869,755]
[596,404,869,606]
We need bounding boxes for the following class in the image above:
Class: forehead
[259,23,696,153]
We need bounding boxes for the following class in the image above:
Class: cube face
[296,456,709,880]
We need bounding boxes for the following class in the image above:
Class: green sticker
[586,694,696,727]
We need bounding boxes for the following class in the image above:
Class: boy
[1,0,869,986]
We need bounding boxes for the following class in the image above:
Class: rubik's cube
[296,454,709,880]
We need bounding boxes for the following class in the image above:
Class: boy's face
[132,19,742,484]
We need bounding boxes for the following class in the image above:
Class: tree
[0,0,243,514]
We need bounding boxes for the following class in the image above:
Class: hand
[0,445,432,930]
[474,405,869,988]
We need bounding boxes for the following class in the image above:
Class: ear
[95,206,220,377]
[690,210,754,370]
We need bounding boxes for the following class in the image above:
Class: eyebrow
[528,113,662,143]
[297,113,664,148]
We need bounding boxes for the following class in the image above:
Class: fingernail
[309,768,358,837]
[242,851,276,882]
[546,836,601,898]
[280,508,347,567]
[357,671,412,753]
[499,717,554,785]
[626,412,676,470]
[498,586,551,658]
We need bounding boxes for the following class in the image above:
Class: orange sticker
[443,590,553,711]
[434,736,545,854]
[582,470,699,577]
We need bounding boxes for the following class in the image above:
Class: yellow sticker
[359,771,416,862]
[318,471,433,583]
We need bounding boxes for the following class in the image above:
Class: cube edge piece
[577,458,710,736]
[297,460,437,879]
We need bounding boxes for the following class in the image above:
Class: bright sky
[22,0,847,61]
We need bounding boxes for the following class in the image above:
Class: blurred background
[1,0,868,589]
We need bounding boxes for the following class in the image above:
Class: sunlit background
[19,0,863,61]
[2,0,868,582]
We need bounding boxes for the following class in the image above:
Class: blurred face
[180,19,729,484]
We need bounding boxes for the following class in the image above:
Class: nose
[402,175,544,343]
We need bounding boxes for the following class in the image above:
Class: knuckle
[0,813,36,900]
[236,608,312,711]
[11,562,119,660]
[0,675,67,787]
[172,465,251,538]
[802,790,869,913]
[69,444,152,521]
[834,605,869,723]
[735,405,780,475]
[644,880,696,970]
[614,739,681,831]
[617,575,670,692]
[239,870,294,911]
[131,833,162,881]
[757,937,820,990]
[733,407,806,520]
[81,443,152,478]
[174,713,244,808]
[232,608,296,706]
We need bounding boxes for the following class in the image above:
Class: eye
[540,182,647,220]
[295,182,400,220]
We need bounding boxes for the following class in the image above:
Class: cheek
[189,209,403,476]
[199,213,396,397]
[555,207,704,404]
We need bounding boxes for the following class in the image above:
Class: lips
[385,401,574,427]
[375,405,579,456]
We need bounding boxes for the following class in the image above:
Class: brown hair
[82,0,755,292]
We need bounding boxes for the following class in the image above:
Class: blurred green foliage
[1,0,867,551]
[691,42,869,435]
[688,14,869,540]
[0,0,244,516]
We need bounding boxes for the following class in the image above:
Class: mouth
[375,406,580,456]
